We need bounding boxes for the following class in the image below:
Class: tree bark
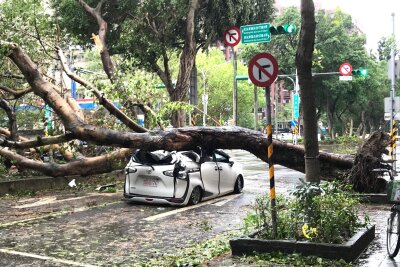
[0,147,131,177]
[327,98,335,139]
[296,0,320,182]
[0,125,354,178]
[349,119,353,136]
[361,111,367,140]
[172,0,201,127]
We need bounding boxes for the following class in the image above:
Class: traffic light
[269,24,296,35]
[352,69,368,76]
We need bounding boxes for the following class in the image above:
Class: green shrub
[243,180,369,244]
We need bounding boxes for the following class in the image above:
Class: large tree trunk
[171,0,200,127]
[0,125,353,178]
[296,0,320,182]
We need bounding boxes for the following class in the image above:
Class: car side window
[202,154,213,162]
[214,152,228,163]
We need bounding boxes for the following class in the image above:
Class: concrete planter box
[230,225,375,262]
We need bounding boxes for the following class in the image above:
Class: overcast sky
[277,0,399,53]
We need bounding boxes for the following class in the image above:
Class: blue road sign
[293,93,300,119]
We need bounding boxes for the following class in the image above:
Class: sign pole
[248,53,278,238]
[390,13,396,175]
[248,52,279,238]
[233,47,238,126]
[265,85,277,238]
[254,85,258,130]
[223,26,241,126]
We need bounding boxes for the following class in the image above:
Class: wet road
[0,150,397,266]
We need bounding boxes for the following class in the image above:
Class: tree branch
[57,47,147,133]
[0,133,75,149]
[0,85,32,99]
[0,147,131,177]
[77,0,115,82]
[0,98,18,140]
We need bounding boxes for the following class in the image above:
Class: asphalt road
[0,149,397,266]
[0,150,304,266]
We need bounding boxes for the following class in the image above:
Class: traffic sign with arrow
[223,26,241,47]
[248,53,278,87]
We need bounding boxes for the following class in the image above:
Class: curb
[0,171,124,197]
[230,225,375,262]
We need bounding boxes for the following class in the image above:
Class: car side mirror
[229,161,234,167]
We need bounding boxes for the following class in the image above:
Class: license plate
[143,178,158,187]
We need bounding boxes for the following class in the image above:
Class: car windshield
[132,150,176,165]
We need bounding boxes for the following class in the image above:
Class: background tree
[52,0,275,127]
[196,49,259,128]
[377,36,398,61]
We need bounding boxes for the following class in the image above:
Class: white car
[124,148,244,206]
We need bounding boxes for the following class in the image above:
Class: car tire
[188,186,202,205]
[233,176,244,194]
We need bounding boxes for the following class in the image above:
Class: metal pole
[265,86,277,238]
[390,13,396,175]
[202,71,207,126]
[254,85,258,130]
[274,85,278,137]
[233,49,238,126]
[295,69,300,143]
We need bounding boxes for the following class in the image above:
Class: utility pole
[390,13,397,175]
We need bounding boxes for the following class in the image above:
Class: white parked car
[124,148,244,206]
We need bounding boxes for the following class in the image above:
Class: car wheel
[234,176,244,194]
[188,186,202,205]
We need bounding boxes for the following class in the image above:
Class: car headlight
[163,170,187,179]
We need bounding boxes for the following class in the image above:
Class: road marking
[15,193,119,209]
[0,248,98,267]
[1,202,121,228]
[144,194,240,222]
[211,194,240,206]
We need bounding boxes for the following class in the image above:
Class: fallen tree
[0,43,391,191]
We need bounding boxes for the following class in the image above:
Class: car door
[214,150,237,194]
[200,152,220,197]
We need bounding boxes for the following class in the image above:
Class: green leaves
[244,180,368,244]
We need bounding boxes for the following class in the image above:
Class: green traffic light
[360,69,368,76]
[269,24,296,35]
[284,24,296,34]
[352,69,368,76]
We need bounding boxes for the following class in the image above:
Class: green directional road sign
[293,93,300,119]
[240,23,271,44]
